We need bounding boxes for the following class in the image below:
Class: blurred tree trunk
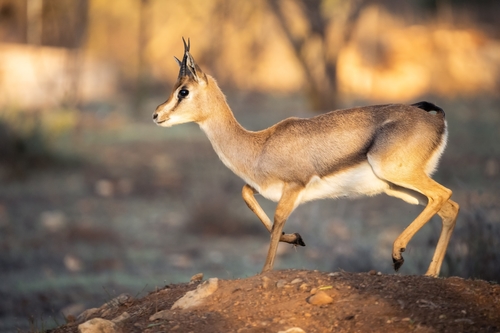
[268,0,366,111]
[134,0,151,119]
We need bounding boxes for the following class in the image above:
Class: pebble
[61,303,85,320]
[369,270,377,275]
[78,318,120,333]
[76,308,100,324]
[150,310,177,321]
[307,291,334,305]
[190,273,204,283]
[276,279,287,288]
[103,294,131,309]
[328,272,340,277]
[299,283,309,292]
[112,312,130,323]
[278,327,306,333]
[171,278,218,310]
[290,278,303,284]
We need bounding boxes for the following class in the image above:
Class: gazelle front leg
[262,183,303,273]
[242,184,305,246]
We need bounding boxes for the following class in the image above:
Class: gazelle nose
[153,113,158,120]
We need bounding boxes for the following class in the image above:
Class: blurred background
[0,0,499,331]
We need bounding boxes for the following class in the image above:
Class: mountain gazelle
[153,39,459,277]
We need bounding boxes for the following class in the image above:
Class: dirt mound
[50,270,499,333]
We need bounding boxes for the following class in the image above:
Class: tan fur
[153,44,459,277]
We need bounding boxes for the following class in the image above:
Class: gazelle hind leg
[426,199,459,276]
[242,185,305,246]
[387,176,452,274]
[383,181,456,276]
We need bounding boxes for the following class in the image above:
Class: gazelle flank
[153,39,459,277]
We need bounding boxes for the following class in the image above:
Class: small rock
[150,310,176,321]
[307,291,334,305]
[278,327,306,333]
[190,273,204,283]
[78,318,121,333]
[102,294,131,310]
[328,272,340,277]
[310,287,318,295]
[369,269,377,275]
[377,271,382,276]
[101,308,114,318]
[262,276,272,289]
[171,278,218,310]
[290,278,303,284]
[111,312,130,323]
[61,303,86,320]
[276,279,287,288]
[77,308,100,324]
[439,314,446,319]
[299,283,309,292]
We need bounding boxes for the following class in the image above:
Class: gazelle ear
[186,53,203,83]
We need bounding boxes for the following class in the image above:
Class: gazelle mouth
[155,117,169,125]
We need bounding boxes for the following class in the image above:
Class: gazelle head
[153,38,209,127]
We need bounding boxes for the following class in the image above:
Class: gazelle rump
[153,39,459,277]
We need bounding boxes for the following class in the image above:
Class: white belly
[256,162,390,204]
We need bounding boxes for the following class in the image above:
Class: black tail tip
[411,101,444,116]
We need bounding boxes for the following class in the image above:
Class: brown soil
[50,269,500,333]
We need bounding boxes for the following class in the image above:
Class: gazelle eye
[178,89,189,99]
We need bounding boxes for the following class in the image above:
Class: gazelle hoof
[293,233,306,246]
[280,232,306,246]
[392,256,404,271]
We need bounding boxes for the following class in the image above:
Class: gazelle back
[153,39,459,277]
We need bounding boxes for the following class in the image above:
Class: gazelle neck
[198,79,263,182]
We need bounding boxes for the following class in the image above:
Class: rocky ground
[50,269,500,333]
